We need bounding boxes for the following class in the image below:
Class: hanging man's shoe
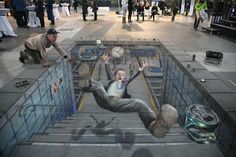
[149,104,178,138]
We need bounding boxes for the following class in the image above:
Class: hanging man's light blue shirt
[107,81,125,97]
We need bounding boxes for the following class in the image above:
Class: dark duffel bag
[206,51,223,60]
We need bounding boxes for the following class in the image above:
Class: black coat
[92,0,98,12]
[35,0,45,18]
[82,0,88,14]
[151,6,158,15]
[137,5,144,14]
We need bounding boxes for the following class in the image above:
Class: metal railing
[19,104,60,118]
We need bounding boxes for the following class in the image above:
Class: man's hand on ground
[42,62,50,67]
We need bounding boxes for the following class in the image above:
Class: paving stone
[0,78,36,93]
[226,112,236,128]
[0,113,7,128]
[210,93,236,112]
[217,122,235,153]
[15,69,47,79]
[0,92,22,112]
[181,61,206,70]
[165,45,182,50]
[169,50,186,56]
[190,69,218,80]
[213,72,236,92]
[199,79,235,93]
[230,137,236,157]
[174,55,193,62]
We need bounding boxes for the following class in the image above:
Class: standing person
[81,54,178,138]
[73,0,78,13]
[137,1,144,21]
[81,0,88,21]
[127,0,134,23]
[171,0,179,21]
[194,0,207,30]
[184,1,190,16]
[46,0,55,25]
[35,0,45,27]
[149,2,158,21]
[144,0,150,19]
[12,0,28,28]
[67,0,71,14]
[6,0,14,16]
[4,0,11,15]
[158,0,165,16]
[19,29,71,67]
[121,0,128,24]
[206,0,213,20]
[91,0,98,21]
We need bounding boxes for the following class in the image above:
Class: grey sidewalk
[0,12,236,90]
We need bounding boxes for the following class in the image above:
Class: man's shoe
[149,104,178,138]
[20,50,28,59]
[19,56,25,64]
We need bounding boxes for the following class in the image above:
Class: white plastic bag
[199,10,208,22]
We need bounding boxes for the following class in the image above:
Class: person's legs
[39,16,45,27]
[112,98,156,128]
[195,18,200,29]
[22,11,28,27]
[194,16,197,28]
[83,80,178,138]
[128,9,132,23]
[149,14,152,19]
[137,13,139,21]
[122,6,127,23]
[23,43,42,64]
[27,49,42,64]
[194,11,200,30]
[83,80,115,110]
[83,13,87,21]
[94,12,97,21]
[47,9,55,24]
[172,9,177,21]
[15,11,23,27]
[84,80,156,127]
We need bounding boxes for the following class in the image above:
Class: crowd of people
[2,0,213,26]
[2,0,99,27]
[120,0,213,30]
[1,0,214,34]
[120,0,181,23]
